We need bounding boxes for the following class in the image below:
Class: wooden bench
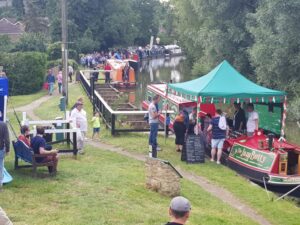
[12,140,57,176]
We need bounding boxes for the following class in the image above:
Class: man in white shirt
[148,95,160,158]
[246,103,259,137]
[70,101,87,154]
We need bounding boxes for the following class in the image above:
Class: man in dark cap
[166,196,191,225]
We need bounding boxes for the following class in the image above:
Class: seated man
[31,126,59,173]
[18,125,31,147]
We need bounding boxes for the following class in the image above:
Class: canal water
[131,56,300,145]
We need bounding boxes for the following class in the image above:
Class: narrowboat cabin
[107,59,136,88]
[142,83,216,129]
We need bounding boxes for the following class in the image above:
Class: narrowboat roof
[148,84,192,104]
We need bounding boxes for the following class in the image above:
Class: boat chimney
[268,133,275,151]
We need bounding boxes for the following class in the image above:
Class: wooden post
[111,114,116,135]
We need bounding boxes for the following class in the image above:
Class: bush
[0,52,47,95]
[14,33,48,52]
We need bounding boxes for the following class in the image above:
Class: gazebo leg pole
[280,96,287,141]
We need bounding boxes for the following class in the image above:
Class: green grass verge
[32,83,300,225]
[8,90,47,109]
[1,145,256,225]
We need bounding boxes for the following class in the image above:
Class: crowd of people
[147,94,259,164]
[80,49,135,68]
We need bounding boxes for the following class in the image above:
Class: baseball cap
[170,196,191,212]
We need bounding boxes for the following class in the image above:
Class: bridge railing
[79,71,173,135]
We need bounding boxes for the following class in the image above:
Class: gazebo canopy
[168,60,286,104]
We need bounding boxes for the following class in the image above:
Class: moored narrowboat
[107,59,136,88]
[223,131,300,187]
[142,83,215,129]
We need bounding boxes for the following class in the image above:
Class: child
[91,112,101,140]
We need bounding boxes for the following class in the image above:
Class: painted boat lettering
[230,144,275,171]
[270,176,300,184]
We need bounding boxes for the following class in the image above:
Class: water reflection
[134,56,189,106]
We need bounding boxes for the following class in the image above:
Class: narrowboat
[107,59,136,88]
[167,60,300,190]
[142,83,215,129]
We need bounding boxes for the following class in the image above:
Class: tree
[247,0,300,120]
[14,33,47,52]
[78,28,98,54]
[12,0,25,17]
[25,0,48,33]
[172,0,257,76]
[132,0,160,46]
[248,0,300,92]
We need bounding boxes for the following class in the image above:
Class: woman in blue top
[207,109,228,164]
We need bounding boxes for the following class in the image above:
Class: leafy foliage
[247,0,300,119]
[172,0,256,76]
[0,35,14,53]
[14,33,48,52]
[0,52,47,95]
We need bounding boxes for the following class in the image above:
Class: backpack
[218,115,227,130]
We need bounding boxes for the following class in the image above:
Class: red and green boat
[167,60,300,188]
[142,83,216,130]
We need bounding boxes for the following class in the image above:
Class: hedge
[0,52,47,95]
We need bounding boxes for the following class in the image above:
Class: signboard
[229,144,275,171]
[183,135,205,164]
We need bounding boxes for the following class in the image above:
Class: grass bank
[1,146,257,225]
[32,83,300,225]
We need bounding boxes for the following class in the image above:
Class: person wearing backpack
[207,109,228,164]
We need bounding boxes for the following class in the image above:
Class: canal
[130,56,300,145]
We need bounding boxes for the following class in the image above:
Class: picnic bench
[13,140,57,176]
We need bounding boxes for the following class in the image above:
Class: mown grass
[32,83,300,225]
[1,146,257,225]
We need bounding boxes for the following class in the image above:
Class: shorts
[93,128,100,133]
[211,139,225,149]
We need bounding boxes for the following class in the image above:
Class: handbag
[43,82,49,90]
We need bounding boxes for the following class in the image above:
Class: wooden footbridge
[80,70,169,135]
